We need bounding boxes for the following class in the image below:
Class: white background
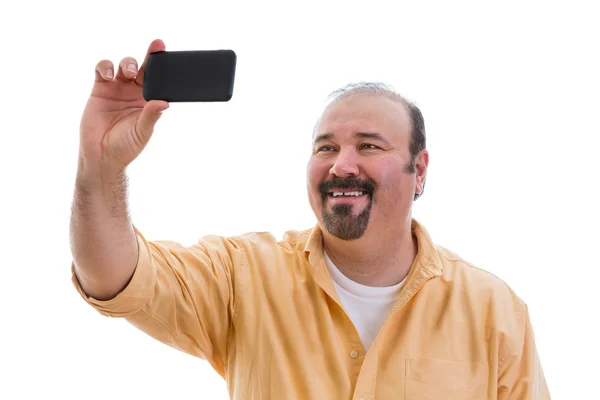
[1,0,598,398]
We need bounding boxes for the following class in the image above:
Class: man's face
[307,95,426,241]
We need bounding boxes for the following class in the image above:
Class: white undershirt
[324,251,406,352]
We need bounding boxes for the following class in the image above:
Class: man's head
[306,82,428,241]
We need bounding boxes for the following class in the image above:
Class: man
[71,39,551,399]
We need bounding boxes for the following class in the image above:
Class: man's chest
[231,282,497,399]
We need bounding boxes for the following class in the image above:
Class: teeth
[332,191,364,197]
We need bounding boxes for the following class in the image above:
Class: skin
[306,94,429,287]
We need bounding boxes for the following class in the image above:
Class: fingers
[95,60,115,82]
[93,39,166,85]
[115,56,139,82]
[94,57,139,82]
[135,39,166,86]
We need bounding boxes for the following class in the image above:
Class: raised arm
[70,39,169,300]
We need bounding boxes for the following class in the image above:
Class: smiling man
[70,40,550,400]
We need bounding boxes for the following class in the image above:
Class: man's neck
[322,221,417,287]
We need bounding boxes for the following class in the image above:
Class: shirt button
[350,350,359,358]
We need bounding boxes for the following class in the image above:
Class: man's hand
[79,39,169,169]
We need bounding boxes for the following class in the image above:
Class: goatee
[319,176,376,240]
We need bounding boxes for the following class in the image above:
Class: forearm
[70,156,138,300]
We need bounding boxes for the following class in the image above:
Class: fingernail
[106,69,113,78]
[127,64,137,73]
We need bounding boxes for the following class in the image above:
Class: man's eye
[360,144,380,150]
[317,146,336,152]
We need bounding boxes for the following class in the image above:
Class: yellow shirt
[72,219,550,399]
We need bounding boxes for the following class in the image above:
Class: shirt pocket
[405,358,488,400]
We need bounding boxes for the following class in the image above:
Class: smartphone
[143,50,236,102]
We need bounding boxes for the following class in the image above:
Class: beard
[319,176,376,240]
[322,201,373,240]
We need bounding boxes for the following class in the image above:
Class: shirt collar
[303,218,444,277]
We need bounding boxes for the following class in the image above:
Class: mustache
[318,176,376,196]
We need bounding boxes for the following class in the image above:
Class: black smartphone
[143,50,236,102]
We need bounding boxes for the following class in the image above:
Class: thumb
[135,100,169,144]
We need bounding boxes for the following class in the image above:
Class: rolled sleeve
[71,226,239,374]
[71,226,157,317]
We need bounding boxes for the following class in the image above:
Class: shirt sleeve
[71,226,241,376]
[497,302,551,399]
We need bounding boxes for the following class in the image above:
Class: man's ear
[413,150,429,201]
[414,177,426,200]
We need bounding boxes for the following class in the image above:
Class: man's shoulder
[211,227,314,254]
[434,244,525,306]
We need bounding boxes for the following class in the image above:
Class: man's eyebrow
[313,133,334,145]
[313,132,393,147]
[355,132,393,147]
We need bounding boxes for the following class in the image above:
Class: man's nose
[329,149,359,177]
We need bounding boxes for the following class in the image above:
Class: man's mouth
[328,190,367,198]
[318,177,376,204]
[326,190,370,205]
